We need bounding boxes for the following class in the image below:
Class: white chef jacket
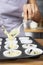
[0,0,27,37]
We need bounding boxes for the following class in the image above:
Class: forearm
[27,0,38,7]
[29,0,37,4]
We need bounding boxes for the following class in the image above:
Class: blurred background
[37,0,43,27]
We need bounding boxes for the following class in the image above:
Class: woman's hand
[23,4,41,23]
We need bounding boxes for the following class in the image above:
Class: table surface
[24,28,43,32]
[0,39,43,65]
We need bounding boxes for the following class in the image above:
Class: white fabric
[0,0,27,37]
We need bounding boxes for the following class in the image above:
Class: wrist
[29,0,36,4]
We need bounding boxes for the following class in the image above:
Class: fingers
[31,4,35,17]
[34,5,38,12]
[23,4,32,20]
[23,5,27,21]
[27,4,32,19]
[31,4,39,16]
[23,4,39,20]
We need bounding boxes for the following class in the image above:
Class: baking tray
[0,36,43,61]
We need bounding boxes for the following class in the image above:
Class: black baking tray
[0,36,43,61]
